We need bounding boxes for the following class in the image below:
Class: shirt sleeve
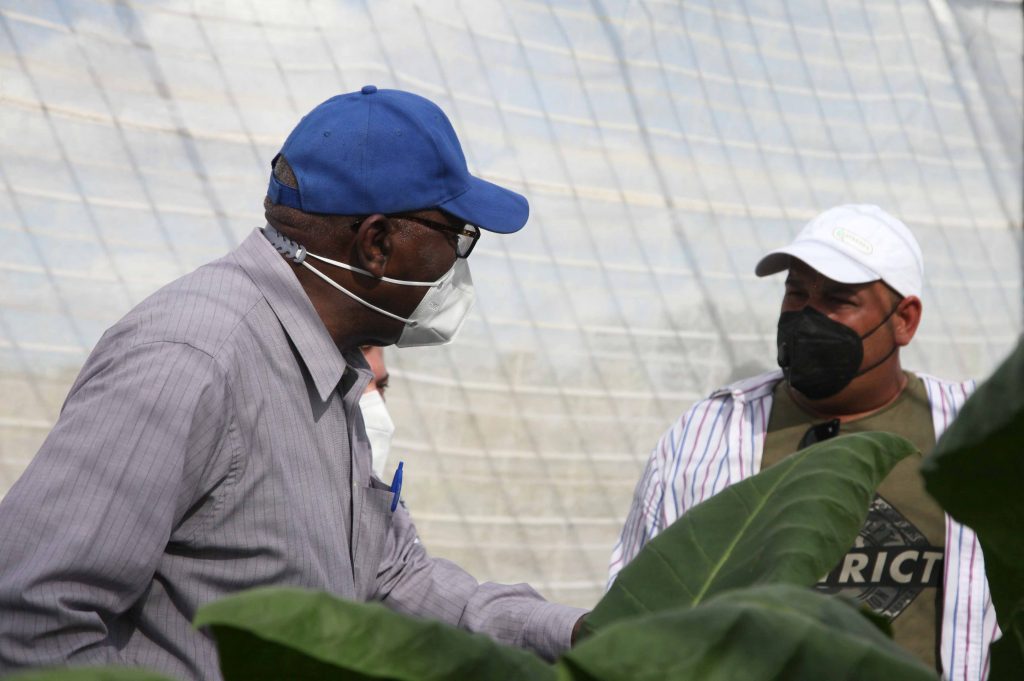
[606,439,668,586]
[0,339,229,671]
[606,402,706,586]
[371,507,587,662]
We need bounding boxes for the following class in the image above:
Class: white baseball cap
[755,204,924,298]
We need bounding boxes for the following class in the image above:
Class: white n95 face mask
[359,389,395,478]
[393,259,474,347]
[262,224,474,348]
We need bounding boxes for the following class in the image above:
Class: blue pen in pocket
[389,461,404,512]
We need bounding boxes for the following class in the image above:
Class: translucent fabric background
[1,0,1020,608]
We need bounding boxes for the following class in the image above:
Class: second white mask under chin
[359,389,395,478]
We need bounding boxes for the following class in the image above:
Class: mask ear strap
[262,224,307,264]
[261,223,459,329]
[304,251,442,287]
[854,340,900,379]
[859,299,902,341]
[854,299,903,378]
[300,260,415,325]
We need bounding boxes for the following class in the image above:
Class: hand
[571,613,588,645]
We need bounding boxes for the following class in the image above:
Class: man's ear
[351,214,393,277]
[893,295,922,346]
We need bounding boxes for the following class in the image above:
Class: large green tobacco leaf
[6,669,175,681]
[193,586,557,681]
[987,610,1024,681]
[921,336,1024,680]
[560,585,937,681]
[584,431,915,634]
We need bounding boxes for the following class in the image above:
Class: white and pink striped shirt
[609,369,999,681]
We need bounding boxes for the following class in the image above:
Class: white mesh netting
[1,0,1021,607]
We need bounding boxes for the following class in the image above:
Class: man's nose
[802,300,841,322]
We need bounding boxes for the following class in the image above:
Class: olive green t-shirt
[762,373,943,671]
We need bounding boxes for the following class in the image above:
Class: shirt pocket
[351,478,395,600]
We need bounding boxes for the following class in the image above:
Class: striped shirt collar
[709,369,784,401]
[234,228,355,402]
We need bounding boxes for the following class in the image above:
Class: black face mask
[776,305,900,400]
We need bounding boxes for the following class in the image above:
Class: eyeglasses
[349,214,481,258]
[798,418,840,450]
[395,214,480,258]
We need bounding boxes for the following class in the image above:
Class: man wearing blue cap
[0,87,586,680]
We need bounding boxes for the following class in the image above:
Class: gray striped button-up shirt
[0,229,584,680]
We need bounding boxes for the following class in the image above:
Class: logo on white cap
[832,227,874,255]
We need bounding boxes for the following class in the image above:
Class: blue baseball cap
[267,85,529,234]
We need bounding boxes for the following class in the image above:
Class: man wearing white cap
[610,205,998,680]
